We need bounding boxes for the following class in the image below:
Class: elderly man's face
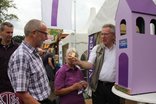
[34,23,48,48]
[100,27,115,48]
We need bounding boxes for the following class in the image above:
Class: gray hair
[66,48,79,58]
[102,24,115,35]
[0,22,13,32]
[24,19,43,36]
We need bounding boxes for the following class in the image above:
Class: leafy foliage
[12,35,24,43]
[0,0,18,23]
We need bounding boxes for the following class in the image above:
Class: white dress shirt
[88,44,116,82]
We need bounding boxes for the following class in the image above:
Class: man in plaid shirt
[8,19,53,104]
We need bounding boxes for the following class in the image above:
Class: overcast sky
[10,0,105,36]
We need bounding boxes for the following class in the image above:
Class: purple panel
[126,0,156,15]
[119,53,128,87]
[51,0,59,26]
[88,34,95,56]
[88,34,96,82]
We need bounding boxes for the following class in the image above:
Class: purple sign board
[88,34,95,56]
[119,38,127,49]
[88,34,96,81]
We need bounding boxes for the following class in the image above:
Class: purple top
[126,0,156,15]
[54,64,85,104]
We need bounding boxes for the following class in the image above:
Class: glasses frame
[100,32,113,36]
[35,30,48,35]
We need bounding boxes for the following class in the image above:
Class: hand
[72,82,84,90]
[67,55,78,64]
[79,80,88,89]
[77,81,88,95]
[71,57,80,65]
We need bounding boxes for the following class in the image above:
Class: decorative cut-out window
[150,19,156,35]
[119,53,128,87]
[120,19,126,36]
[136,17,145,34]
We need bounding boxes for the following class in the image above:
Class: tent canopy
[88,0,119,35]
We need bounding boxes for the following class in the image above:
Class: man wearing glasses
[0,22,19,93]
[73,24,120,104]
[8,19,53,104]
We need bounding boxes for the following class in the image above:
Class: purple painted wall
[115,0,133,86]
[126,0,156,16]
[116,0,156,94]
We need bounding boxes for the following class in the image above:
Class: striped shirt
[8,41,50,101]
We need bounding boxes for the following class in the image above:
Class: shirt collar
[22,41,37,54]
[105,44,116,50]
[0,39,16,48]
[63,64,79,71]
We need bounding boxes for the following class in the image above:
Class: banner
[41,0,72,30]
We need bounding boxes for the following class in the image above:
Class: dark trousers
[38,98,55,104]
[92,80,120,104]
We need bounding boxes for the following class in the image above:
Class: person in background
[54,54,60,73]
[42,48,55,82]
[0,22,19,93]
[8,19,53,104]
[72,24,120,104]
[54,48,88,104]
[38,47,46,58]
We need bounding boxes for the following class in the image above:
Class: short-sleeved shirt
[54,64,85,104]
[8,41,50,101]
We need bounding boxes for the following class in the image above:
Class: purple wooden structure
[115,0,156,94]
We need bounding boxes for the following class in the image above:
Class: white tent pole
[74,0,76,48]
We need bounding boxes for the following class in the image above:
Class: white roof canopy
[88,0,119,34]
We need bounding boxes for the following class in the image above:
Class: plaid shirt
[8,41,50,101]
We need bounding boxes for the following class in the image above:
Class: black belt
[98,80,114,86]
[38,98,52,104]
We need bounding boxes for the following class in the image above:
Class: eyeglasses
[101,32,112,36]
[35,30,48,35]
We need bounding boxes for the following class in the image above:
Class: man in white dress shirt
[72,24,120,104]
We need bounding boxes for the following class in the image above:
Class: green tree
[13,35,24,44]
[0,0,18,23]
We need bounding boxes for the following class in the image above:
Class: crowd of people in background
[0,19,120,104]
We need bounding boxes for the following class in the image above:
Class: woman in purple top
[54,48,88,104]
